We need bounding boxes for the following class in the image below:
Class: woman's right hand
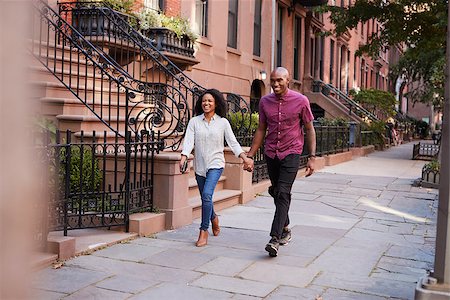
[179,155,187,173]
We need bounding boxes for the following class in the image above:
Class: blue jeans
[195,168,223,231]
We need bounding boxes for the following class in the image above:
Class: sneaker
[265,237,279,257]
[279,228,292,245]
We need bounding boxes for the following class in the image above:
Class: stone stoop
[189,189,242,220]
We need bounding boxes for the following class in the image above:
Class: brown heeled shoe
[196,229,208,247]
[212,215,220,236]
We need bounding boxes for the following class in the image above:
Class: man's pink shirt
[259,89,314,160]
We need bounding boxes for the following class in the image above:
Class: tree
[319,0,447,107]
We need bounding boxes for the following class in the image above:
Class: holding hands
[241,153,254,172]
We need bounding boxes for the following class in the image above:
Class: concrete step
[30,64,113,87]
[31,80,138,104]
[189,189,242,220]
[39,97,149,118]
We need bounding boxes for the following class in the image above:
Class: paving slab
[129,282,233,300]
[313,271,416,299]
[238,262,318,288]
[320,288,389,300]
[63,285,131,299]
[32,266,113,294]
[191,274,277,297]
[265,285,325,299]
[33,289,68,300]
[95,274,160,294]
[92,243,165,262]
[64,255,202,284]
[142,248,215,270]
[195,256,253,277]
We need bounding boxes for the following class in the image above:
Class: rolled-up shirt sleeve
[224,119,244,157]
[181,119,195,157]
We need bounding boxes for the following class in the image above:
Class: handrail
[313,79,378,122]
[57,1,254,137]
[33,0,190,149]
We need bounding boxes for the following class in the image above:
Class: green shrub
[363,120,387,148]
[316,117,349,126]
[59,147,103,202]
[423,160,440,172]
[228,112,259,134]
[103,0,134,14]
[135,9,198,42]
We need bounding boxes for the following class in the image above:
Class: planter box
[421,169,439,188]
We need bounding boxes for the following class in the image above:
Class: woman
[180,89,253,247]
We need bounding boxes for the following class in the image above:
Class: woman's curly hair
[194,89,227,118]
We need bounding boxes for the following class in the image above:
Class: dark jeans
[266,154,301,239]
[195,168,223,231]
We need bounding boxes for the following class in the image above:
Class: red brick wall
[164,0,181,16]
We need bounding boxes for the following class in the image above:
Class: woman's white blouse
[181,114,244,177]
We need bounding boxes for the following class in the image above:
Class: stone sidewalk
[33,142,438,300]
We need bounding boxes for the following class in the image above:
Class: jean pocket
[283,154,301,173]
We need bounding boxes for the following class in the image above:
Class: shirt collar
[275,89,290,101]
[202,113,217,121]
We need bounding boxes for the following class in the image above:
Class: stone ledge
[324,151,353,166]
[129,212,166,237]
[351,145,375,157]
[47,236,75,260]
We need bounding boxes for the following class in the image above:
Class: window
[253,0,262,56]
[227,0,239,48]
[360,59,365,88]
[144,0,164,11]
[330,39,335,84]
[353,54,357,86]
[346,50,350,93]
[276,6,283,66]
[319,36,325,80]
[293,16,301,80]
[195,0,208,37]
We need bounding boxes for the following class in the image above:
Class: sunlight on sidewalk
[358,197,429,223]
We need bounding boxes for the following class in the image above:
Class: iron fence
[413,142,440,160]
[238,124,351,183]
[39,129,161,235]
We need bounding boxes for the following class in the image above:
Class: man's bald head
[271,67,290,79]
[270,67,290,96]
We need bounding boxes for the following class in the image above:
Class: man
[246,67,316,257]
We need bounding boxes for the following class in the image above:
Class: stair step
[190,189,241,219]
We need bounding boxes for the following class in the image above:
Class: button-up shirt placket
[276,98,283,157]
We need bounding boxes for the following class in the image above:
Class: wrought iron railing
[33,1,190,150]
[312,80,379,122]
[243,124,352,183]
[315,125,350,156]
[57,1,254,137]
[38,129,161,234]
[141,27,195,58]
[413,142,440,160]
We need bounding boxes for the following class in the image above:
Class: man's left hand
[305,157,315,177]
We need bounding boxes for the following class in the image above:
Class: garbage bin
[349,122,357,147]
